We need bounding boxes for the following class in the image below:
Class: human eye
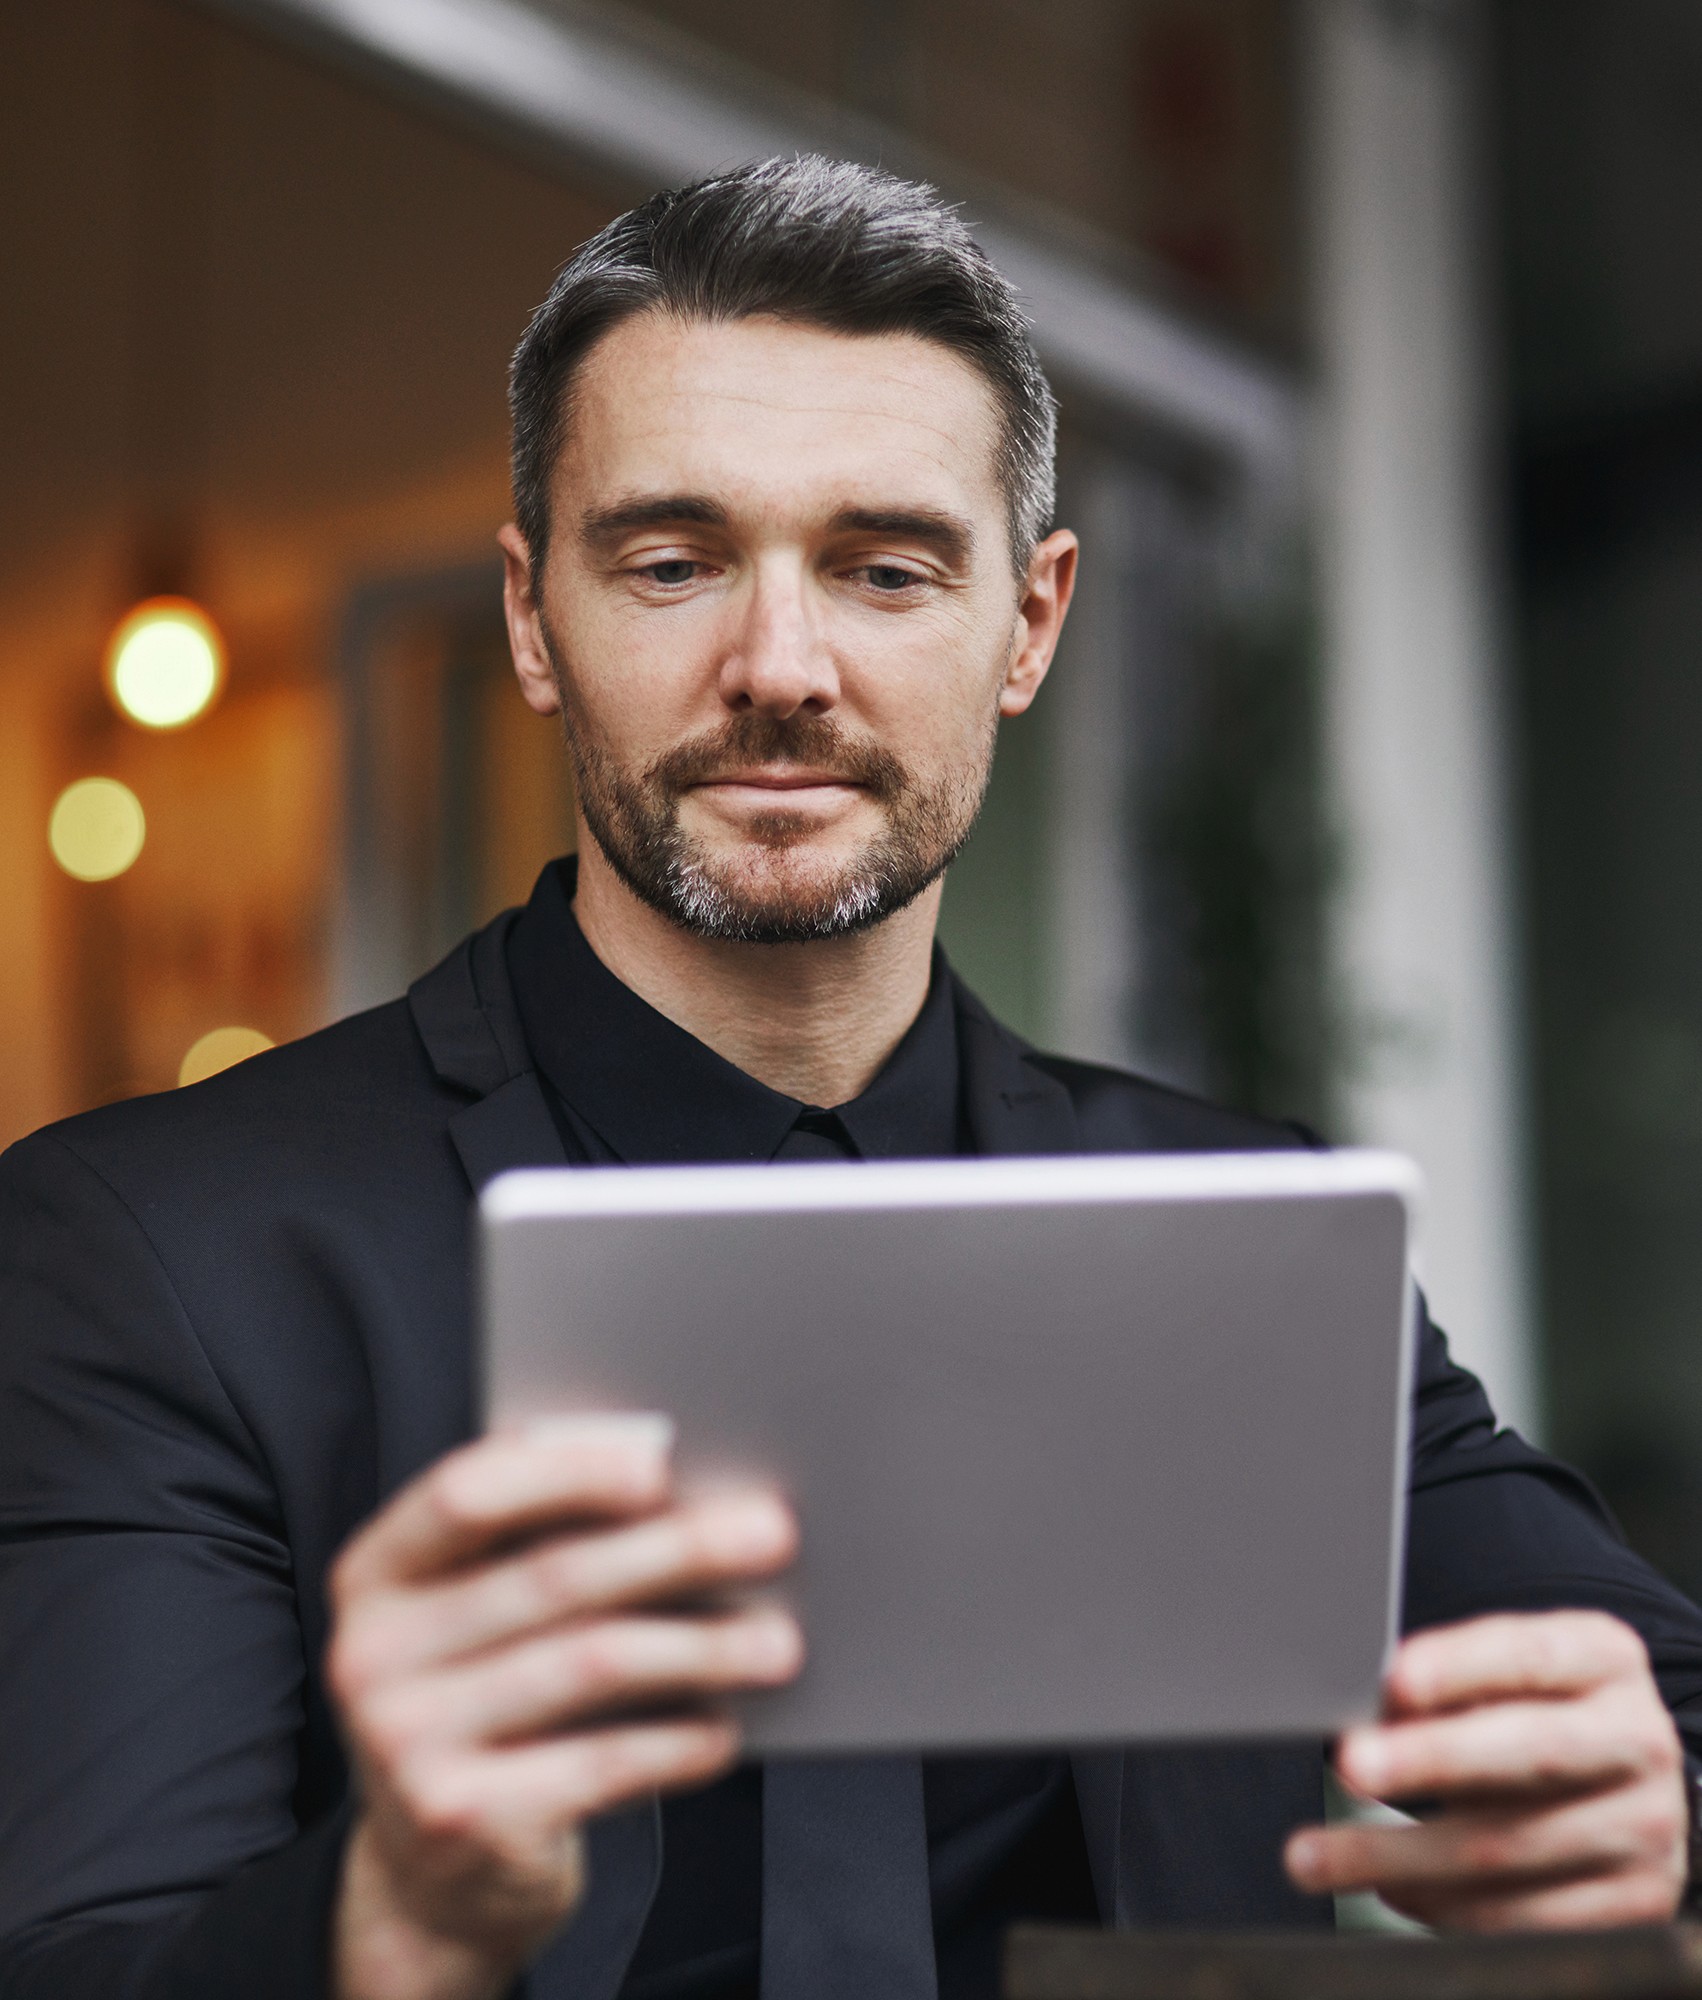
[856,562,928,594]
[636,558,702,587]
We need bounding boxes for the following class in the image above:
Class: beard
[551,666,995,945]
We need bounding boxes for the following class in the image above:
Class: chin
[661,841,921,945]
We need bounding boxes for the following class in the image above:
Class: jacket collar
[954,980,1082,1159]
[409,910,570,1191]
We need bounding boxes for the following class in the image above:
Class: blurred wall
[0,0,611,1135]
[1307,0,1535,1432]
[599,0,1301,339]
[1501,0,1702,1593]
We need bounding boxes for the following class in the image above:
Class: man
[2,157,1700,2000]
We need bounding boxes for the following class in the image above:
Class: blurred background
[3,0,1701,1591]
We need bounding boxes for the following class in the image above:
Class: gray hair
[509,155,1058,577]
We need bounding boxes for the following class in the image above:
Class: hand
[1284,1611,1688,1930]
[325,1415,801,2000]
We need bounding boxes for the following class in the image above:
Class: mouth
[690,768,868,798]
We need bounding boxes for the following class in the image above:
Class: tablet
[479,1149,1419,1754]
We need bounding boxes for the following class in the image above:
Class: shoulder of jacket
[1033,1051,1318,1153]
[8,996,442,1192]
[949,971,1319,1155]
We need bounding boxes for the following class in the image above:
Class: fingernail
[716,1493,795,1558]
[750,1612,804,1675]
[523,1411,676,1455]
[1286,1833,1323,1886]
[1342,1734,1387,1792]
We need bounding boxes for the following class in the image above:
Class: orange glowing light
[106,596,225,730]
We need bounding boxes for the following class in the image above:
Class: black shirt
[506,862,1098,1999]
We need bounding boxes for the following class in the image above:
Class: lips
[694,770,865,792]
[647,718,906,804]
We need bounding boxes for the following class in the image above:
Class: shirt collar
[505,859,961,1165]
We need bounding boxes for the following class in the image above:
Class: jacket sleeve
[0,1132,348,1999]
[1403,1296,1702,1758]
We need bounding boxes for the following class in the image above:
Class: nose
[716,558,841,719]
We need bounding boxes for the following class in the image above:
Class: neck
[569,838,941,1106]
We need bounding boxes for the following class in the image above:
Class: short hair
[509,155,1058,577]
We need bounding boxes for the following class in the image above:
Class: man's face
[504,310,1068,943]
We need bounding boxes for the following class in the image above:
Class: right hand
[325,1414,801,2000]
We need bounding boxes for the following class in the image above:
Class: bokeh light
[106,597,225,730]
[178,1025,274,1088]
[49,777,147,881]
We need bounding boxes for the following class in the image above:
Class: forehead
[556,311,1006,525]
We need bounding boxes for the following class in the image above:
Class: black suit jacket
[4,908,1702,2000]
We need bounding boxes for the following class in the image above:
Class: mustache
[645,714,908,801]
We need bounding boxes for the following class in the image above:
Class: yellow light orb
[105,596,225,730]
[178,1025,275,1089]
[49,777,146,881]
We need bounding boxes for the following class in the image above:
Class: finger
[490,1714,745,1819]
[371,1608,803,1747]
[333,1417,675,1596]
[385,1713,742,1844]
[1386,1613,1650,1717]
[356,1489,798,1676]
[1337,1684,1678,1803]
[1386,1859,1685,1934]
[1285,1769,1687,1897]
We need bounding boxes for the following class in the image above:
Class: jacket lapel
[409,912,572,1190]
[524,1805,665,2000]
[408,910,662,1999]
[954,982,1080,1159]
[448,1074,569,1190]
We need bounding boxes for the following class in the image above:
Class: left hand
[1284,1610,1690,1930]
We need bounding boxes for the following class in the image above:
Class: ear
[500,522,562,717]
[999,528,1078,718]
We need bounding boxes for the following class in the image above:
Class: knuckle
[325,1624,382,1708]
[1621,1871,1682,1924]
[576,1732,640,1801]
[1598,1686,1681,1774]
[680,1721,738,1783]
[397,1759,480,1843]
[1570,1610,1646,1674]
[1527,1721,1583,1789]
[355,1687,425,1770]
[709,1619,753,1675]
[1459,1823,1517,1877]
[1640,1713,1684,1776]
[678,1506,731,1576]
[1525,1617,1568,1677]
[563,1627,628,1703]
[528,1542,590,1615]
[1599,1615,1650,1674]
[1639,1735,1683,1787]
[1630,1782,1687,1857]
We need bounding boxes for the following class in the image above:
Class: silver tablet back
[480,1150,1418,1754]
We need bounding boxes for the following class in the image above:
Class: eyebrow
[830,508,976,570]
[576,495,977,569]
[578,494,730,547]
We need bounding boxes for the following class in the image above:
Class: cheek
[848,623,1006,762]
[552,599,724,748]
